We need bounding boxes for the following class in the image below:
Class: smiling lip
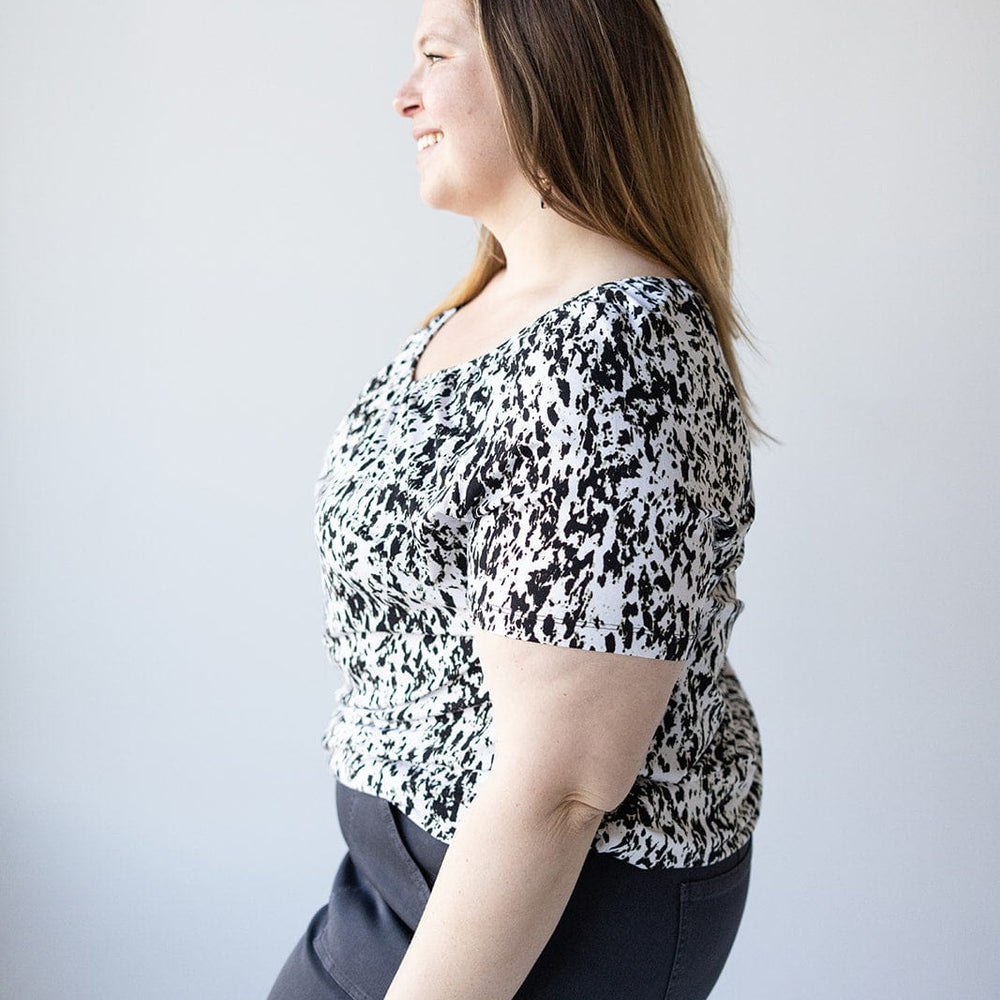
[416,132,444,152]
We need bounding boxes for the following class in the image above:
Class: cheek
[443,102,500,154]
[440,68,505,130]
[429,73,515,169]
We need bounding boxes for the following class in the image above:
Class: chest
[313,371,510,620]
[411,294,557,382]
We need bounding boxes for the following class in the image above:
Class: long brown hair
[417,0,769,441]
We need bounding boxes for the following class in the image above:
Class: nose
[392,71,421,117]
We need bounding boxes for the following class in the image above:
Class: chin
[419,183,477,217]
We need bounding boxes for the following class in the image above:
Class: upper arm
[473,626,685,816]
[464,295,719,815]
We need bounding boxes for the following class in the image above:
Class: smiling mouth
[417,131,444,152]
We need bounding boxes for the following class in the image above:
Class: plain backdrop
[2,1,998,998]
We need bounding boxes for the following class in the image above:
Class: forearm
[383,768,604,1000]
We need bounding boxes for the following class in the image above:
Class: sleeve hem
[470,604,694,662]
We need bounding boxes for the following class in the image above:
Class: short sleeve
[466,295,720,662]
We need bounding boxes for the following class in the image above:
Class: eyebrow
[415,24,458,49]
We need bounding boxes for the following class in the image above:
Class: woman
[267,1,764,998]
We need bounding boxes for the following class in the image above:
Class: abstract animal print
[313,275,762,869]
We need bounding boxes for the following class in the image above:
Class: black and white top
[314,275,762,870]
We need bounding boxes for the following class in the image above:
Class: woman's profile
[267,1,764,998]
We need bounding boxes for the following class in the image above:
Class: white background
[2,2,998,997]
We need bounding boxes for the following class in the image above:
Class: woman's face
[393,0,529,218]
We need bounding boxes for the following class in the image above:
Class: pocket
[663,841,752,1000]
[334,782,432,929]
[316,786,436,1000]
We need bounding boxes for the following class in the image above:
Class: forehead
[412,0,472,45]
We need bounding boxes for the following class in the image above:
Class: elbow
[553,783,628,829]
[486,763,612,834]
[550,793,607,838]
[486,752,638,832]
[559,768,640,820]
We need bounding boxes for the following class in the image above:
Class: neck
[477,189,660,298]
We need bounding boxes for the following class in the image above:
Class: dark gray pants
[266,782,752,1000]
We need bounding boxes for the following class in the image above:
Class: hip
[273,780,753,1000]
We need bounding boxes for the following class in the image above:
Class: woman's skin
[383,3,686,999]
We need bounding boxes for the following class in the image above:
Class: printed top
[313,274,762,869]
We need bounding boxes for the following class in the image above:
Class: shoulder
[506,276,728,416]
[487,277,748,492]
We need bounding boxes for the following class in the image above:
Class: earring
[539,175,551,210]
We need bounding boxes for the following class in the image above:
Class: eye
[423,52,445,64]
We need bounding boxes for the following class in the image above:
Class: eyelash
[423,52,444,64]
